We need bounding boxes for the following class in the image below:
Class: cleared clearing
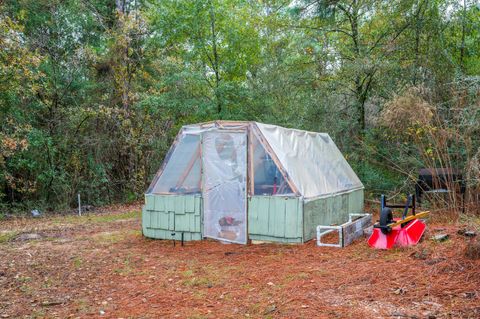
[0,204,479,319]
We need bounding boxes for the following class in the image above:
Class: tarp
[255,122,363,199]
[150,132,201,194]
[202,130,247,244]
[251,131,293,196]
[148,121,363,200]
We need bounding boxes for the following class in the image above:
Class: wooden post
[175,144,201,189]
[248,125,255,195]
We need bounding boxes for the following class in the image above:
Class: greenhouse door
[202,130,247,244]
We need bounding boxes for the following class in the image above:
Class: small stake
[78,193,82,216]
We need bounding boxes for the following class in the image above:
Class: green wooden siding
[303,188,364,241]
[142,194,202,241]
[142,189,364,243]
[248,196,303,243]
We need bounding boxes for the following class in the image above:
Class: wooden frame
[175,144,201,188]
[248,123,255,196]
[200,129,249,244]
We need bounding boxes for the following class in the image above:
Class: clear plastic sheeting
[255,122,363,199]
[251,132,293,196]
[146,121,363,244]
[150,132,201,194]
[202,130,247,244]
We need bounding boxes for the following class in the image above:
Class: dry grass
[381,86,434,130]
[0,207,479,318]
[378,84,480,216]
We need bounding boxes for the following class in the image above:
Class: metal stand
[171,232,185,247]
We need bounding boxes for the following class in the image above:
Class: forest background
[1,0,479,214]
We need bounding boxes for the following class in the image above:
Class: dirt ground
[1,204,479,319]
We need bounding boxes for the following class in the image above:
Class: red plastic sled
[368,194,428,249]
[368,218,426,249]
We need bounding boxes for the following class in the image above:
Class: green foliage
[1,0,479,212]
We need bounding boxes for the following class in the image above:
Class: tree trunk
[350,1,365,134]
[209,2,222,115]
[459,0,467,72]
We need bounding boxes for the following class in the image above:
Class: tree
[1,0,479,212]
[148,0,261,118]
[292,0,414,134]
[0,13,43,204]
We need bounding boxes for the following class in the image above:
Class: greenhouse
[142,121,364,244]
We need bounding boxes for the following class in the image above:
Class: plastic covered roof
[255,122,363,199]
[149,121,363,199]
